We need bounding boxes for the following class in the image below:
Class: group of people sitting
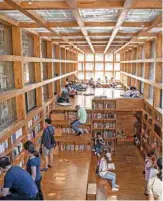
[88,77,117,88]
[57,79,87,103]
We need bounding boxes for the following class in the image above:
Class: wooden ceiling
[0,0,162,53]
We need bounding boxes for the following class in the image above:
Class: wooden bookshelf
[0,22,78,176]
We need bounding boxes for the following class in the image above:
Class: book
[108,163,115,170]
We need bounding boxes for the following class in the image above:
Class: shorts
[43,146,54,156]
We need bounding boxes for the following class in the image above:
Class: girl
[24,141,44,200]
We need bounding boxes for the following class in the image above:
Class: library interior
[0,0,162,200]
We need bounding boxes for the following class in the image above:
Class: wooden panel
[116,111,136,136]
[116,98,144,111]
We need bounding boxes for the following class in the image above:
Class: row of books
[28,113,41,129]
[0,140,9,154]
[12,142,23,160]
[92,103,116,109]
[27,123,41,140]
[60,144,91,151]
[92,113,116,119]
[93,131,116,138]
[93,122,116,129]
[62,128,89,134]
[11,128,23,144]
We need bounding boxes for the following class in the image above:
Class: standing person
[41,118,56,171]
[0,156,38,200]
[147,158,162,200]
[98,152,119,191]
[93,132,105,157]
[71,105,87,136]
[24,141,44,200]
[144,151,155,195]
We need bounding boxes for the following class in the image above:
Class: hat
[105,152,112,161]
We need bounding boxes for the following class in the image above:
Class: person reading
[93,132,105,157]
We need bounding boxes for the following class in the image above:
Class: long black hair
[157,158,162,181]
[24,141,39,157]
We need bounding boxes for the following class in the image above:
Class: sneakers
[94,152,97,156]
[115,184,120,188]
[40,168,48,171]
[97,153,100,158]
[112,187,119,192]
[76,131,82,136]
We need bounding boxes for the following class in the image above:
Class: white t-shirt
[99,157,108,177]
[147,176,163,200]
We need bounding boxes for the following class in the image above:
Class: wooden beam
[0,0,161,9]
[114,14,162,53]
[104,0,133,54]
[3,0,84,53]
[0,13,19,26]
[66,0,95,53]
[19,21,152,28]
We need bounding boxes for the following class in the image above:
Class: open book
[107,163,115,170]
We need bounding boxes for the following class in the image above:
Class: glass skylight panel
[0,11,34,22]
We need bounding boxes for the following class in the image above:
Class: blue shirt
[26,157,41,182]
[4,166,38,198]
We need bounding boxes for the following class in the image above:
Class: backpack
[45,127,56,150]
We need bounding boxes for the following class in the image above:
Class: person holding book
[24,141,44,200]
[109,77,117,88]
[99,152,119,192]
[0,156,38,200]
[71,105,87,136]
[40,118,56,171]
[93,132,105,157]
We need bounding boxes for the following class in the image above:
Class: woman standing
[24,141,44,200]
[147,158,162,200]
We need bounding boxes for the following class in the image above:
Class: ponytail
[33,150,40,158]
[157,158,162,181]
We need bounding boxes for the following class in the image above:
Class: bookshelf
[141,100,162,159]
[0,22,78,178]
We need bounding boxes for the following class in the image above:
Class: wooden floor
[42,143,146,200]
[42,152,91,200]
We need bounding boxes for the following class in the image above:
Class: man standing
[41,118,55,171]
[71,105,87,136]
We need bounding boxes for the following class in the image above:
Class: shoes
[48,165,52,168]
[92,148,95,151]
[76,132,82,136]
[40,168,48,171]
[144,193,148,196]
[97,153,100,158]
[94,152,97,156]
[112,187,119,192]
[115,184,120,188]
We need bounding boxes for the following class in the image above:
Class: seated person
[67,84,77,97]
[93,132,105,157]
[105,76,108,83]
[0,156,38,200]
[88,78,94,86]
[57,86,70,103]
[71,105,87,136]
[98,152,119,192]
[124,86,140,97]
[109,77,117,88]
[96,78,102,88]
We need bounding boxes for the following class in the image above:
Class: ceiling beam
[19,21,152,28]
[114,14,162,53]
[78,0,162,9]
[0,0,162,9]
[65,0,95,53]
[3,0,84,53]
[0,13,19,26]
[104,0,133,54]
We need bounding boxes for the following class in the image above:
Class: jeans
[101,171,116,188]
[0,193,37,200]
[35,177,44,200]
[94,145,104,154]
[71,120,81,134]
